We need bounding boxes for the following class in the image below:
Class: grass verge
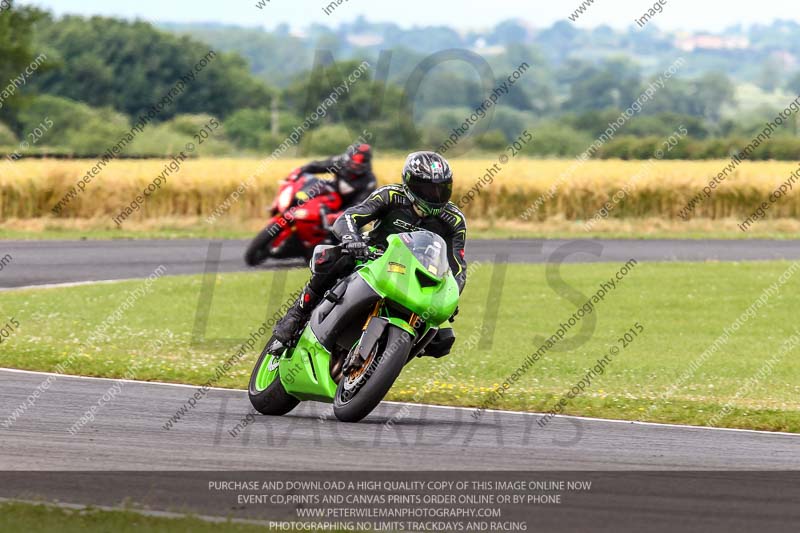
[0,261,798,431]
[2,216,800,241]
[0,501,273,532]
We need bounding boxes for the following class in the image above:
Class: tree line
[1,1,800,160]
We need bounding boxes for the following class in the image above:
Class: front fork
[342,310,421,377]
[342,300,383,375]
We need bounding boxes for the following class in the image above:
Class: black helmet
[401,151,453,216]
[344,143,372,176]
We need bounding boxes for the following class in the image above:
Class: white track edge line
[1,367,798,438]
[0,278,138,292]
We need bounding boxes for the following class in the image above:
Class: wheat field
[1,157,799,222]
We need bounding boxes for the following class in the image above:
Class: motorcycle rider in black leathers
[273,151,467,356]
[299,143,377,209]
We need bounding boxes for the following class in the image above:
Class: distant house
[346,33,384,47]
[470,38,506,56]
[675,34,750,52]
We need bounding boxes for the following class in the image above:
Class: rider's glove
[343,240,369,259]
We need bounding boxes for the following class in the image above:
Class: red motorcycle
[244,170,342,266]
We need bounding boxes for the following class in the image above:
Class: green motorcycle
[248,230,459,422]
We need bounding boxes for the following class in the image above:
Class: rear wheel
[333,325,411,422]
[248,337,300,416]
[244,222,281,266]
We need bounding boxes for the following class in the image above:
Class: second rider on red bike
[298,143,377,209]
[244,144,377,265]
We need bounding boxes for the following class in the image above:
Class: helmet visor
[408,178,452,207]
[346,154,367,175]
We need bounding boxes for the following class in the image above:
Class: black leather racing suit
[301,155,377,209]
[276,184,468,354]
[332,184,467,292]
[306,183,467,299]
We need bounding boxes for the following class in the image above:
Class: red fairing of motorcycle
[244,171,342,266]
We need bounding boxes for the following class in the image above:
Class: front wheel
[244,222,281,266]
[248,337,300,416]
[333,325,412,422]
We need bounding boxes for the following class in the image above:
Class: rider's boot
[420,328,456,358]
[273,285,321,344]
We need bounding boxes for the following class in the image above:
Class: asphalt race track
[1,369,799,531]
[2,239,800,470]
[2,240,800,530]
[2,369,798,471]
[3,238,800,288]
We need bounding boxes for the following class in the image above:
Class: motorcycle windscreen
[397,231,451,278]
[300,176,335,199]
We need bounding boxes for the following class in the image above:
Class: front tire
[244,222,281,266]
[248,337,300,416]
[333,325,412,423]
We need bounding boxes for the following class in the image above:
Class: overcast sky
[17,0,799,32]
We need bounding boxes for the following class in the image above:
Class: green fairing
[280,327,338,402]
[255,232,460,403]
[357,234,459,328]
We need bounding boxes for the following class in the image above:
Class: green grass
[0,225,250,241]
[4,226,800,241]
[1,261,799,432]
[3,219,800,241]
[468,227,800,241]
[0,502,274,532]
